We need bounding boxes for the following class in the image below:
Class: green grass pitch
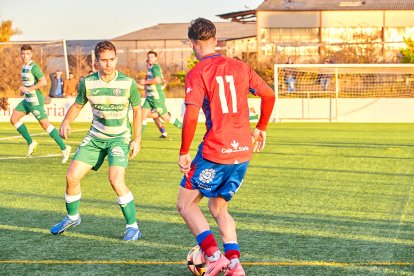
[0,122,413,275]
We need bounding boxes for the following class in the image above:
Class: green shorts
[73,136,130,171]
[15,100,48,121]
[142,97,168,116]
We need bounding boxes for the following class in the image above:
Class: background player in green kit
[50,41,143,241]
[10,44,71,163]
[140,51,182,131]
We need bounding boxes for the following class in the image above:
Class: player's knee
[208,200,228,219]
[176,200,186,214]
[108,175,122,186]
[176,200,192,216]
[66,171,80,186]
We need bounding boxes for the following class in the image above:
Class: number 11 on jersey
[216,75,237,114]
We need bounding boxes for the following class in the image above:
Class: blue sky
[0,0,263,41]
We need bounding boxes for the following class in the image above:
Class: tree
[0,20,21,42]
[0,20,21,97]
[401,37,414,63]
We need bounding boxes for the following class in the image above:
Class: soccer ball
[186,245,207,275]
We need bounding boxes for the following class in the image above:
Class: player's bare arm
[59,103,83,139]
[129,105,142,160]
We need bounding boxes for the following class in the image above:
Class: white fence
[1,97,413,123]
[0,98,262,123]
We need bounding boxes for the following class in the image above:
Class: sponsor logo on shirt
[186,87,192,94]
[221,140,249,154]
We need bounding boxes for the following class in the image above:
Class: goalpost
[274,63,414,122]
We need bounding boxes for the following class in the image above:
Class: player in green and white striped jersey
[140,51,182,135]
[50,41,143,241]
[10,44,71,163]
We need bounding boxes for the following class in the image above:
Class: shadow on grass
[0,196,413,275]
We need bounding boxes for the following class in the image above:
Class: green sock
[17,124,32,145]
[172,118,182,129]
[249,114,259,120]
[66,200,80,216]
[48,128,66,150]
[120,200,137,225]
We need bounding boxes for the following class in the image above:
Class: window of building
[321,27,382,44]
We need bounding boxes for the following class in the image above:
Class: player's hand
[19,86,28,96]
[251,128,266,152]
[59,121,71,139]
[129,140,141,160]
[178,153,192,175]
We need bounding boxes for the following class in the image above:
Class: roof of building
[257,0,414,11]
[216,10,257,23]
[112,22,256,41]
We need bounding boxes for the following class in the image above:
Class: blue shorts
[180,148,249,201]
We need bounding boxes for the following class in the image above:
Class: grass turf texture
[0,122,413,275]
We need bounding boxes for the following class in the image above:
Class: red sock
[198,232,219,257]
[225,250,240,260]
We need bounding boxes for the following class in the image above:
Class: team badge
[113,88,122,96]
[198,168,216,184]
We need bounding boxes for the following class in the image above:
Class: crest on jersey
[113,88,122,96]
[199,168,216,184]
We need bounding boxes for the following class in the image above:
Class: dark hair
[147,50,157,57]
[21,44,32,51]
[188,18,216,41]
[94,40,116,60]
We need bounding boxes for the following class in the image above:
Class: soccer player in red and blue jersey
[176,18,275,276]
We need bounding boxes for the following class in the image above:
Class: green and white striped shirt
[144,64,164,99]
[76,71,141,142]
[21,61,45,106]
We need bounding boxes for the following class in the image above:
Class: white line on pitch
[0,129,89,141]
[0,154,72,160]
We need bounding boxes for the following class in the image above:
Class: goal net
[0,40,69,97]
[274,63,414,122]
